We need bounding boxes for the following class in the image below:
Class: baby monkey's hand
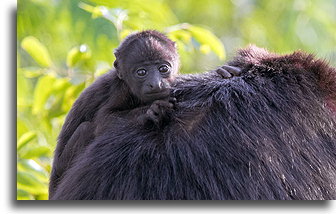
[215,65,242,78]
[139,97,176,128]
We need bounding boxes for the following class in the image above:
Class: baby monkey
[111,30,241,126]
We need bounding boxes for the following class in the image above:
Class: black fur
[49,30,179,197]
[51,46,336,200]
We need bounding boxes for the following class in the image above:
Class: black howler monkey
[51,45,336,200]
[49,30,241,198]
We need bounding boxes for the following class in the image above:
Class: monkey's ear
[114,50,121,76]
[113,60,118,69]
[114,60,123,79]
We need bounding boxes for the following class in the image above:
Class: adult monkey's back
[52,46,336,200]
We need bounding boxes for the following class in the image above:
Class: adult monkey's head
[114,30,179,103]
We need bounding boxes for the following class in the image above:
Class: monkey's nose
[148,82,163,93]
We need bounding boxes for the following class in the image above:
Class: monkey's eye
[159,65,169,73]
[136,69,147,77]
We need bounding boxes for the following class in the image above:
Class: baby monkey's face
[117,46,179,103]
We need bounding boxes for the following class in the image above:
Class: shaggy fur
[51,46,336,200]
[49,30,179,197]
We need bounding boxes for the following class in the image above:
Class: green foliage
[21,36,53,68]
[66,45,92,68]
[17,0,336,200]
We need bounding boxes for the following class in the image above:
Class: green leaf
[200,44,211,54]
[22,67,46,78]
[66,45,91,68]
[165,24,225,60]
[32,75,56,115]
[79,2,104,18]
[17,68,33,108]
[17,188,33,200]
[85,0,178,31]
[35,193,48,200]
[53,77,71,92]
[17,118,29,139]
[20,146,51,159]
[21,36,52,68]
[17,171,48,195]
[17,131,37,151]
[17,159,49,183]
[188,25,226,60]
[168,30,192,44]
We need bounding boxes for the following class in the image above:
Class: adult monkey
[51,45,336,200]
[49,30,241,198]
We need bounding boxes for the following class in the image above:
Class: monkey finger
[146,109,160,123]
[216,67,232,79]
[147,108,159,117]
[154,100,174,109]
[221,65,242,76]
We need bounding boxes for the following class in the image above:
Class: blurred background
[17,0,336,200]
